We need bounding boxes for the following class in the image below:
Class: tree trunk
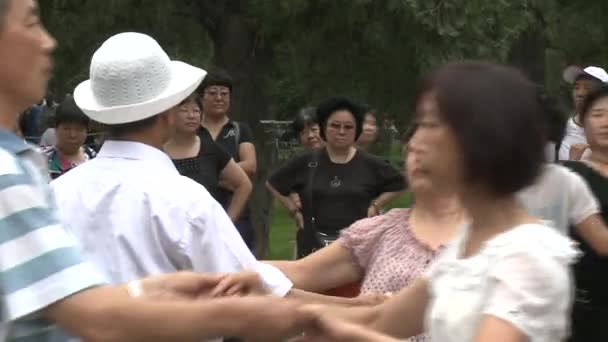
[507,22,547,84]
[206,9,275,258]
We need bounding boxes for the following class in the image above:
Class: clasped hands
[138,272,396,341]
[137,270,268,301]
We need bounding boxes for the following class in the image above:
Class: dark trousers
[296,229,320,259]
[234,217,255,251]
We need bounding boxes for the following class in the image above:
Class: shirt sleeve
[371,155,407,194]
[339,210,399,270]
[237,122,254,144]
[184,183,293,297]
[483,249,575,340]
[267,153,310,196]
[0,152,105,321]
[565,168,600,225]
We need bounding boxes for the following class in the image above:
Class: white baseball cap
[563,65,608,84]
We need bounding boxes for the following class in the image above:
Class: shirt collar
[97,140,178,173]
[0,128,32,154]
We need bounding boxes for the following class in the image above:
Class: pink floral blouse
[339,208,443,342]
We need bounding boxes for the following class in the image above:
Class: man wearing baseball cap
[558,65,608,160]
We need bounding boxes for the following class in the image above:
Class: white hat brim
[73,61,207,125]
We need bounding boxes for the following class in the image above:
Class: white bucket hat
[563,65,608,84]
[73,32,207,124]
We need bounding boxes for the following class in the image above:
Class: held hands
[134,271,267,300]
[210,271,268,297]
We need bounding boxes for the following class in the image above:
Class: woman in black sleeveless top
[563,86,608,341]
[164,94,252,222]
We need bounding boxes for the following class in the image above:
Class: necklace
[328,147,356,164]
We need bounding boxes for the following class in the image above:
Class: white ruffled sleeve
[483,234,579,340]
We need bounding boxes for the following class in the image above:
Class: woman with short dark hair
[562,85,608,341]
[305,62,578,342]
[164,94,252,223]
[267,97,406,258]
[292,106,323,151]
[42,96,96,179]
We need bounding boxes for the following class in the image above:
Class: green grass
[267,192,412,260]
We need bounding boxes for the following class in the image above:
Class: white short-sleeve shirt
[558,116,587,161]
[517,164,599,234]
[425,223,579,342]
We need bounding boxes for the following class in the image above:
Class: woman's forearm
[286,288,363,307]
[266,182,299,213]
[226,182,252,222]
[373,191,404,208]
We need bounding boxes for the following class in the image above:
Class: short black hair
[537,87,567,144]
[0,0,11,32]
[106,115,160,138]
[575,73,605,86]
[55,96,89,128]
[199,68,233,93]
[581,84,608,124]
[418,62,545,196]
[292,106,317,136]
[361,103,377,117]
[316,97,365,141]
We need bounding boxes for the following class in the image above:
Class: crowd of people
[2,0,608,341]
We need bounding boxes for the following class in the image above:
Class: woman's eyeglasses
[328,122,355,132]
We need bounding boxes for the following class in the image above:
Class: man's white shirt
[51,140,292,296]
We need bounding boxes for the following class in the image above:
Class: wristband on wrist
[127,280,144,298]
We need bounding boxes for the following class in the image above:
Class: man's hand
[138,272,225,300]
[234,296,317,342]
[211,271,268,297]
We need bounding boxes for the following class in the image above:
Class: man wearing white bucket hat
[54,31,295,297]
[0,1,316,341]
[558,65,608,161]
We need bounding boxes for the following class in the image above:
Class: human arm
[266,182,304,229]
[237,143,257,178]
[565,168,608,255]
[219,159,252,222]
[236,124,257,177]
[47,288,315,342]
[575,214,608,255]
[298,277,430,338]
[265,240,363,292]
[186,190,294,297]
[368,156,407,216]
[368,191,404,217]
[297,315,401,342]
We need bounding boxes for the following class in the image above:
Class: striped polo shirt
[0,129,105,341]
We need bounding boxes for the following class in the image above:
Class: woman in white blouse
[300,62,579,342]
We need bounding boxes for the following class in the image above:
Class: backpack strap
[306,150,320,231]
[232,121,241,162]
